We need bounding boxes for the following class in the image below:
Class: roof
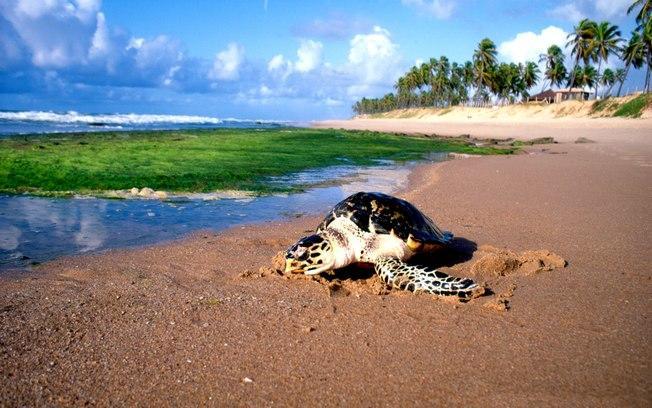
[530,89,556,99]
[556,88,589,93]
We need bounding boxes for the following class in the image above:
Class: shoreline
[1,118,650,405]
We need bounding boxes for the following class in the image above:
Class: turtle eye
[285,243,306,259]
[295,247,310,261]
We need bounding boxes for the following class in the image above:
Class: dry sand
[1,118,651,406]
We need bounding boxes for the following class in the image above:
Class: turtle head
[285,233,335,275]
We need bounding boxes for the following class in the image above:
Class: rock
[154,190,168,199]
[448,152,481,159]
[138,187,155,197]
[130,187,139,195]
[522,137,556,145]
[575,137,596,144]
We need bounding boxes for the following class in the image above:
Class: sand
[1,118,651,406]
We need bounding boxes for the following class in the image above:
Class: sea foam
[0,110,224,125]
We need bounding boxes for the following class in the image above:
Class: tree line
[353,0,651,115]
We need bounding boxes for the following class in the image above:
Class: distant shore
[1,119,650,405]
[341,94,652,124]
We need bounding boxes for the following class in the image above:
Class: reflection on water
[0,155,447,270]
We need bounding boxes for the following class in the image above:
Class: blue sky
[0,0,645,120]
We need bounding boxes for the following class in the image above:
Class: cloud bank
[0,0,409,117]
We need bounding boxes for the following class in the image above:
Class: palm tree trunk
[645,56,652,92]
[568,56,580,89]
[594,59,602,100]
[617,65,630,97]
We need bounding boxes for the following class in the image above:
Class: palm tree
[431,56,451,106]
[591,21,623,99]
[473,38,497,104]
[538,45,565,91]
[420,62,432,93]
[521,61,540,97]
[614,68,627,96]
[567,19,598,89]
[449,62,468,105]
[628,0,652,27]
[643,18,652,91]
[394,76,409,108]
[408,66,424,92]
[600,68,616,97]
[578,65,598,89]
[618,32,646,95]
[545,58,568,89]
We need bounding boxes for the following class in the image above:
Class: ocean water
[0,110,293,136]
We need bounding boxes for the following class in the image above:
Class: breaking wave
[0,110,225,125]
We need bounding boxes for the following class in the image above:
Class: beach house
[529,88,591,103]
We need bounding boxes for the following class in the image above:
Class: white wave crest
[0,111,224,125]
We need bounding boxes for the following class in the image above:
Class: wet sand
[1,119,651,406]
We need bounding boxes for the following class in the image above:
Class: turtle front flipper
[374,257,480,299]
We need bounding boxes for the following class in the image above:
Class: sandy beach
[1,118,651,406]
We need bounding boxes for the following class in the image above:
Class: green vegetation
[613,93,652,117]
[354,1,651,115]
[590,97,620,113]
[0,128,514,196]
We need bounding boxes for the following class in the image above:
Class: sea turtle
[284,192,479,298]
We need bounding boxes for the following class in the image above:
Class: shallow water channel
[0,154,448,270]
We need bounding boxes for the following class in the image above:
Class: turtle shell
[317,192,453,250]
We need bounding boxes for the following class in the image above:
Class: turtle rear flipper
[374,257,479,299]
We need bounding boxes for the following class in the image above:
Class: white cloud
[267,54,285,71]
[132,35,182,70]
[498,26,569,64]
[259,84,272,96]
[549,3,585,22]
[126,37,144,51]
[266,39,323,79]
[401,0,455,19]
[295,39,322,73]
[209,42,245,81]
[347,26,401,85]
[14,0,100,21]
[267,53,293,81]
[0,0,102,67]
[88,11,109,59]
